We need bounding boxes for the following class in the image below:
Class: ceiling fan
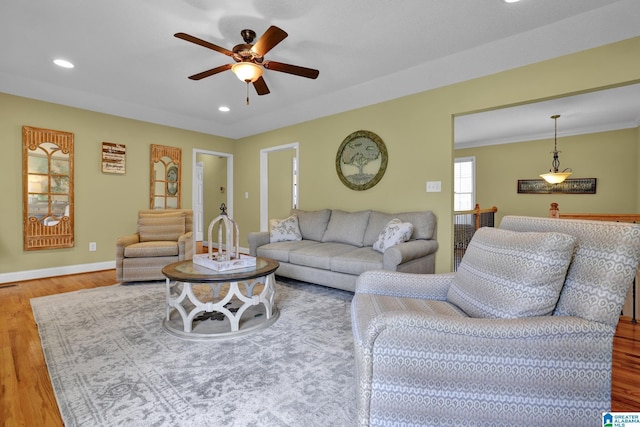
[174,26,319,103]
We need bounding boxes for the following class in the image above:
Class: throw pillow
[269,215,303,243]
[291,209,332,241]
[372,218,414,253]
[138,212,186,242]
[446,227,576,318]
[321,210,371,247]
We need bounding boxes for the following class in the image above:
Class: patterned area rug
[31,279,356,426]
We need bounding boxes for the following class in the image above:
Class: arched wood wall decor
[22,126,74,250]
[150,144,182,209]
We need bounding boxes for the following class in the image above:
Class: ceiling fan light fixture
[231,62,263,83]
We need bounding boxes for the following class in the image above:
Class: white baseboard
[0,261,116,284]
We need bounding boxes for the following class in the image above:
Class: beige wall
[3,36,640,277]
[268,148,295,221]
[198,154,228,234]
[235,36,640,273]
[2,93,233,274]
[455,128,639,224]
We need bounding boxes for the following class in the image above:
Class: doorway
[259,143,299,231]
[192,149,233,248]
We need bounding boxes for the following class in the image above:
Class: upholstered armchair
[351,216,640,427]
[116,209,193,282]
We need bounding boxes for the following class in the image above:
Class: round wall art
[335,130,388,191]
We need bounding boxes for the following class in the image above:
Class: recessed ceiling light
[218,106,230,112]
[504,0,521,3]
[53,59,74,69]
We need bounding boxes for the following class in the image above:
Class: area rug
[31,279,356,427]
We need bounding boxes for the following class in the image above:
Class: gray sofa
[248,209,438,292]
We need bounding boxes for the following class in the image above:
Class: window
[454,157,475,211]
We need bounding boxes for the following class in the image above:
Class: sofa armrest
[248,231,270,256]
[382,239,438,270]
[178,231,193,260]
[355,270,454,299]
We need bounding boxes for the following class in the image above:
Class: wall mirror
[150,144,181,209]
[22,126,74,250]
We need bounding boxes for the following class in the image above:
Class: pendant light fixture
[540,114,572,184]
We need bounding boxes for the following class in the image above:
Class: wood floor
[1,270,639,426]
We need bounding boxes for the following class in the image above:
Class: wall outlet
[426,181,442,192]
[89,242,97,252]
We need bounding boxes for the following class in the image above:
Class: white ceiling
[1,0,640,141]
[455,83,640,148]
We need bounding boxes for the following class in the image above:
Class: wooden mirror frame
[150,144,181,209]
[22,126,74,250]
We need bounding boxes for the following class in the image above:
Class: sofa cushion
[269,215,302,243]
[256,240,320,263]
[372,218,414,253]
[447,227,576,318]
[330,247,383,276]
[124,241,179,257]
[363,210,436,246]
[289,242,359,270]
[321,210,371,247]
[138,212,186,242]
[291,209,332,241]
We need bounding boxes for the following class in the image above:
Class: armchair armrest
[355,270,454,300]
[382,239,438,270]
[115,233,139,282]
[248,231,270,256]
[353,311,615,426]
[178,231,193,260]
[116,233,139,251]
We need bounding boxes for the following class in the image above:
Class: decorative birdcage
[192,203,256,271]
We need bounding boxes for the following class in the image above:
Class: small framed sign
[517,178,597,194]
[102,142,126,174]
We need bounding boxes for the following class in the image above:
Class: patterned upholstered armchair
[116,209,193,282]
[351,216,640,427]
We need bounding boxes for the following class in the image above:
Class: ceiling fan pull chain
[246,82,250,105]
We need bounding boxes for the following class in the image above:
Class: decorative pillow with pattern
[447,227,576,318]
[269,215,303,243]
[372,218,414,253]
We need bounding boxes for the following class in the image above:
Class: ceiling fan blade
[253,77,270,95]
[264,61,319,79]
[188,64,232,80]
[174,32,234,57]
[252,26,288,56]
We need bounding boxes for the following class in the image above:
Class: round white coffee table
[162,257,279,340]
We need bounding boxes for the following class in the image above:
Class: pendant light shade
[540,114,572,184]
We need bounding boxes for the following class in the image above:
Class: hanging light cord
[548,114,571,173]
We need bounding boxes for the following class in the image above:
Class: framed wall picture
[517,178,597,194]
[336,130,388,191]
[101,142,126,174]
